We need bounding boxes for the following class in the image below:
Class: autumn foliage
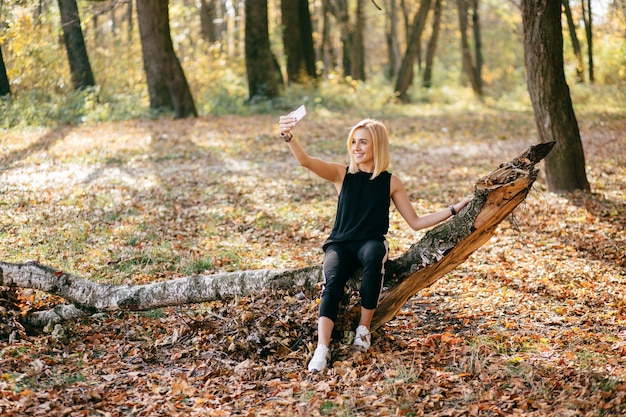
[0,109,624,416]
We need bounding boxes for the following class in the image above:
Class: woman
[278,114,471,372]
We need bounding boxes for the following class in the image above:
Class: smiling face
[346,119,390,179]
[351,127,375,172]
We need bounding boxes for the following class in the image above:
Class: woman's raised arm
[279,114,345,192]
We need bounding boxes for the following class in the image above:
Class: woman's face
[351,127,374,171]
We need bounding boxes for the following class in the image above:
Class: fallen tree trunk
[371,144,551,328]
[0,142,554,328]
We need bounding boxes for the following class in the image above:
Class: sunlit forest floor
[0,107,624,416]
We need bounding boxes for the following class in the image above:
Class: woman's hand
[459,196,473,208]
[450,195,473,216]
[279,114,297,136]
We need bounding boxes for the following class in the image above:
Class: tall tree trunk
[456,0,481,95]
[136,0,197,118]
[522,0,590,193]
[471,0,483,92]
[582,0,594,83]
[126,0,133,44]
[562,0,584,83]
[422,0,442,88]
[325,0,354,78]
[299,0,317,79]
[0,46,10,96]
[385,0,401,80]
[351,0,366,81]
[200,0,218,43]
[281,0,303,83]
[57,0,96,90]
[281,0,316,83]
[400,0,411,38]
[394,0,432,102]
[319,0,336,76]
[0,142,554,329]
[245,0,282,100]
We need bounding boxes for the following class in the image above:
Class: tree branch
[1,142,554,328]
[369,141,555,328]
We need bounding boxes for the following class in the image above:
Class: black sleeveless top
[325,169,392,245]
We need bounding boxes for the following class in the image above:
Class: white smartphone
[291,105,306,122]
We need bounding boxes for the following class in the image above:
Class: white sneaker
[353,325,371,350]
[307,344,330,372]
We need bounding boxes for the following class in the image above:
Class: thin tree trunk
[562,0,584,83]
[471,0,483,93]
[423,0,442,88]
[299,0,317,79]
[325,0,354,78]
[351,0,366,81]
[456,0,481,95]
[522,0,590,193]
[57,0,96,90]
[582,0,594,83]
[385,0,401,80]
[400,0,411,38]
[394,0,433,102]
[126,0,133,44]
[319,0,336,76]
[1,143,554,329]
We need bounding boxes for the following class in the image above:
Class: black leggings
[319,239,389,322]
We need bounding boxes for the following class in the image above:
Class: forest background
[0,0,625,416]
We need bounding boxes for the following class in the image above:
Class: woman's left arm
[390,175,472,231]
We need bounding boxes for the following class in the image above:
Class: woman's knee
[360,240,386,258]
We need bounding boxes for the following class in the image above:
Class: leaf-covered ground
[0,108,624,416]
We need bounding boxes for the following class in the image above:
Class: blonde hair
[346,119,390,179]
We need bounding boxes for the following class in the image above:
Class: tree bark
[57,0,96,90]
[522,0,590,193]
[1,142,554,329]
[136,0,197,118]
